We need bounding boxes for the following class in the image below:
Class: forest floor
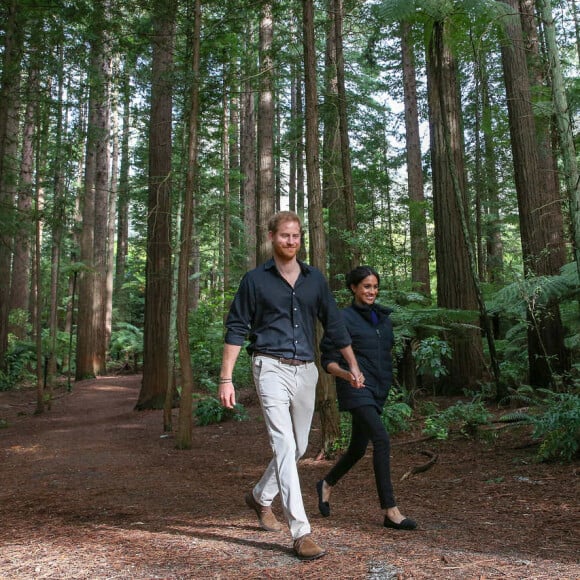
[0,375,578,580]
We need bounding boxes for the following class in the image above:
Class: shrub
[413,336,452,379]
[422,400,492,440]
[500,387,580,463]
[194,396,248,426]
[0,341,36,391]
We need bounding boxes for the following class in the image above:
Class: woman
[317,266,417,530]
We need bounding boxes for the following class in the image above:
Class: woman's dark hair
[346,266,380,292]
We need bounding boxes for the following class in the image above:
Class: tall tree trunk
[480,53,504,283]
[323,0,349,291]
[257,1,275,263]
[401,20,430,297]
[137,0,177,409]
[241,23,257,271]
[0,0,24,368]
[106,67,119,349]
[304,0,340,456]
[426,20,486,394]
[537,0,580,280]
[76,0,111,380]
[47,43,67,383]
[176,0,201,449]
[500,0,569,386]
[332,0,358,268]
[222,64,231,301]
[9,59,37,338]
[114,57,132,319]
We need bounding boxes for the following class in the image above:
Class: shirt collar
[264,257,311,276]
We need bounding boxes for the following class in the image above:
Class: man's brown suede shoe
[244,493,283,532]
[293,534,326,561]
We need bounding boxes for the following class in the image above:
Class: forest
[0,0,579,457]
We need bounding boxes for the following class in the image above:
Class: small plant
[500,388,580,463]
[331,412,353,453]
[422,400,492,440]
[381,389,413,434]
[109,322,144,371]
[413,336,452,379]
[0,340,36,391]
[194,396,248,426]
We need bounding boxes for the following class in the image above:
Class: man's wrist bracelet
[219,378,233,383]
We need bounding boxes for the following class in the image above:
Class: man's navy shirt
[225,258,351,361]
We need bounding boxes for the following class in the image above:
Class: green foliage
[194,396,248,426]
[189,299,252,390]
[0,341,36,391]
[530,392,580,463]
[413,336,452,378]
[331,412,353,454]
[499,386,580,463]
[381,388,413,433]
[488,262,580,319]
[422,400,492,440]
[109,322,144,365]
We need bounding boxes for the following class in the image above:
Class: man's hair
[267,210,302,234]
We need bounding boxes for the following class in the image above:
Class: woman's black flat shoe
[316,480,330,517]
[383,515,417,530]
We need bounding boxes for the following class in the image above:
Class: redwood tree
[137,0,177,409]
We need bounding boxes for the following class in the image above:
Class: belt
[255,352,313,366]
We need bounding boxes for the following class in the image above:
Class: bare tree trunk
[137,0,177,409]
[480,53,504,283]
[426,20,486,394]
[323,0,349,291]
[76,0,111,379]
[500,0,569,386]
[0,0,23,368]
[114,57,132,319]
[304,0,340,456]
[106,66,119,348]
[257,1,275,263]
[332,0,358,268]
[241,24,257,271]
[175,0,201,449]
[401,21,430,297]
[222,64,231,301]
[9,60,37,338]
[537,0,580,280]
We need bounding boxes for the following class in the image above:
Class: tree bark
[0,0,24,369]
[426,19,486,394]
[175,0,201,450]
[304,0,340,455]
[500,0,569,386]
[137,0,177,409]
[323,0,350,291]
[76,0,111,380]
[241,23,257,271]
[401,21,430,297]
[257,1,275,263]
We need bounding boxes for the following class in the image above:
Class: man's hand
[348,370,365,389]
[218,381,236,409]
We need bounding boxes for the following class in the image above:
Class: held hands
[218,379,236,409]
[347,369,365,389]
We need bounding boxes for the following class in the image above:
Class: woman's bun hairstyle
[346,266,380,293]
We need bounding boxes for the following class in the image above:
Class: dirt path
[0,375,578,579]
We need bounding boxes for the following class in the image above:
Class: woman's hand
[347,370,365,389]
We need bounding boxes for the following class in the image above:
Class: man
[219,210,363,561]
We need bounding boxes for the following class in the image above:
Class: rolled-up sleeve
[320,330,344,372]
[224,274,254,346]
